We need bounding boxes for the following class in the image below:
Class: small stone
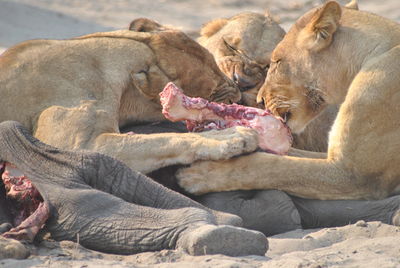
[0,237,30,259]
[0,223,12,233]
[355,220,368,227]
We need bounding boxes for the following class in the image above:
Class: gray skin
[198,191,400,235]
[0,121,267,256]
[126,121,400,236]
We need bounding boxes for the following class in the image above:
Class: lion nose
[233,72,257,92]
[236,98,244,105]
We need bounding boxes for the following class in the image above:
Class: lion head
[198,12,285,106]
[128,18,241,105]
[257,1,358,134]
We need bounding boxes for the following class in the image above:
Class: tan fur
[178,1,400,200]
[199,12,336,152]
[198,12,285,108]
[345,0,358,10]
[200,19,229,38]
[0,28,259,174]
[129,18,164,32]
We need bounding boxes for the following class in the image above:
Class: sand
[1,221,400,267]
[1,0,400,267]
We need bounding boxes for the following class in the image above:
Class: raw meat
[1,162,49,241]
[159,82,292,155]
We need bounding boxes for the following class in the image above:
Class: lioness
[0,28,258,175]
[177,1,400,200]
[198,11,340,153]
[128,14,338,153]
[198,12,285,107]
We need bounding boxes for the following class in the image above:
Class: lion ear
[264,9,281,24]
[298,1,342,51]
[129,18,163,32]
[264,9,273,19]
[200,18,228,38]
[345,0,358,10]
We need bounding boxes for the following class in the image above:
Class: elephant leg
[196,190,301,236]
[48,188,267,256]
[291,195,400,229]
[0,121,241,227]
[82,152,243,226]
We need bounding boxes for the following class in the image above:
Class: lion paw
[195,126,258,161]
[176,164,209,195]
[177,161,230,195]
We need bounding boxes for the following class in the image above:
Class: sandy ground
[1,0,400,267]
[2,221,400,267]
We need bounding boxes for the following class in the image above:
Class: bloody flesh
[160,82,292,155]
[1,162,49,241]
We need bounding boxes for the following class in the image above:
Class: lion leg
[92,126,258,174]
[288,148,326,159]
[177,152,378,200]
[179,47,400,200]
[34,105,259,174]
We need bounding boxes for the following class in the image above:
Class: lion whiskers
[267,95,299,115]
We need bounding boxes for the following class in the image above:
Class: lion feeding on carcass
[0,28,269,255]
[178,0,400,200]
[0,29,258,175]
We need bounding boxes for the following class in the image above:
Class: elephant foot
[176,224,268,256]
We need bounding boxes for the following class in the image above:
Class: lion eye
[223,38,239,53]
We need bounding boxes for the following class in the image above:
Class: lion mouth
[1,162,49,241]
[282,111,292,123]
[233,72,259,92]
